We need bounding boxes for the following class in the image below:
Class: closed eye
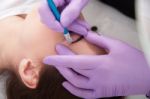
[69,31,84,44]
[16,14,27,19]
[72,36,84,44]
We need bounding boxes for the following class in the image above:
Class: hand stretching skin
[39,0,89,36]
[44,31,150,98]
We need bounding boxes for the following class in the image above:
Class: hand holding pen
[39,0,89,39]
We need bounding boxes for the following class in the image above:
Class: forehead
[21,9,64,43]
[18,10,65,58]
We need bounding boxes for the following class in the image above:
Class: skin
[0,5,105,89]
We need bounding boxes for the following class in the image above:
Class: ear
[18,59,40,89]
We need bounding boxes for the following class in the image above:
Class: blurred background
[83,0,141,50]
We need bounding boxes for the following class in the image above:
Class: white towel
[0,0,41,20]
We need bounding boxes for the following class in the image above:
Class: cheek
[34,31,64,57]
[22,15,65,57]
[27,32,63,60]
[20,7,76,63]
[63,39,106,55]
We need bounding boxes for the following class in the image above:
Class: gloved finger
[39,0,89,36]
[39,1,64,32]
[56,66,90,89]
[68,19,89,36]
[73,69,91,77]
[53,0,65,7]
[39,6,88,35]
[62,81,94,99]
[55,44,75,55]
[55,44,90,77]
[61,0,89,27]
[39,3,88,36]
[85,32,117,51]
[43,55,106,69]
[75,19,91,30]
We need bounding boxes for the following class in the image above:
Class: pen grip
[47,0,70,35]
[47,0,61,21]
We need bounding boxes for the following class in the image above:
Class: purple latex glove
[39,0,89,36]
[44,31,150,98]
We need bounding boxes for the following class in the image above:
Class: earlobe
[19,59,40,89]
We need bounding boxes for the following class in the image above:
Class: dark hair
[5,65,124,99]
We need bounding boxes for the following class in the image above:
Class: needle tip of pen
[64,33,73,43]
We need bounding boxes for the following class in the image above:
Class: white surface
[126,95,147,99]
[0,0,40,20]
[0,74,7,99]
[83,0,142,50]
[137,0,150,67]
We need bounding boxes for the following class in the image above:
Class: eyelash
[16,14,27,19]
[69,31,84,44]
[72,36,84,44]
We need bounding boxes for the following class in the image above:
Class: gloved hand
[39,0,89,36]
[43,31,150,98]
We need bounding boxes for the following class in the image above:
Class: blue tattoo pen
[47,0,73,43]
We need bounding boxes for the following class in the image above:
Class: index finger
[61,0,89,27]
[43,55,106,69]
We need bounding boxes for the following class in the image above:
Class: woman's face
[4,5,104,89]
[19,6,102,62]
